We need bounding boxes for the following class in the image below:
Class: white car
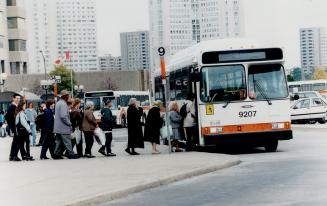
[290,97,327,124]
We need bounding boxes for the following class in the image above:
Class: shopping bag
[75,129,82,145]
[160,125,173,139]
[94,127,106,146]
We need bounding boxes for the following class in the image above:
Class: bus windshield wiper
[223,96,232,108]
[254,80,272,105]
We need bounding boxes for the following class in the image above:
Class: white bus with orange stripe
[154,38,293,151]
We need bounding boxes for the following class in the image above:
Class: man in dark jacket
[40,100,56,159]
[7,94,22,161]
[100,100,116,156]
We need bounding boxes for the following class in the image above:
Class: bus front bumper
[203,130,293,146]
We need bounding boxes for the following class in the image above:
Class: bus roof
[155,38,284,75]
[113,91,150,96]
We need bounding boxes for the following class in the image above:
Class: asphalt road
[101,127,327,206]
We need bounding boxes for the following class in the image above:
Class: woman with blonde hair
[169,101,183,152]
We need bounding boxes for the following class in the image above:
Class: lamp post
[39,51,48,99]
[40,80,51,101]
[74,85,84,99]
[0,73,7,93]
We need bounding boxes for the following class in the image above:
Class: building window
[7,17,25,29]
[10,62,20,74]
[9,40,26,51]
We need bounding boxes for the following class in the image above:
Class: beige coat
[82,110,97,132]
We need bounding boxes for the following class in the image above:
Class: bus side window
[170,71,176,100]
[181,67,190,98]
[175,70,183,100]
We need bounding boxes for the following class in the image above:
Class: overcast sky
[96,0,327,69]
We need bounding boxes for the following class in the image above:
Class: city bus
[84,90,150,126]
[112,91,150,126]
[288,80,327,93]
[154,38,293,152]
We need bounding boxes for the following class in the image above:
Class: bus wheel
[264,140,278,152]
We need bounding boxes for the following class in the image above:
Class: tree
[49,65,77,93]
[312,67,327,80]
[30,80,45,95]
[102,77,118,91]
[287,74,294,82]
[290,67,302,81]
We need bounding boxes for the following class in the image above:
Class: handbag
[160,125,173,139]
[74,128,82,144]
[94,127,106,146]
[16,112,29,135]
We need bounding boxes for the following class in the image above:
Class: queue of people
[5,91,197,162]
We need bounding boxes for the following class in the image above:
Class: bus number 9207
[239,111,257,118]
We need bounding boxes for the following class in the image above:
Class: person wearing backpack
[100,99,116,157]
[183,93,196,151]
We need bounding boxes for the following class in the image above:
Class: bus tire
[265,140,278,152]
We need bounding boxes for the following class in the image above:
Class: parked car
[290,91,322,101]
[291,97,327,124]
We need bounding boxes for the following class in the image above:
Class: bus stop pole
[159,47,172,154]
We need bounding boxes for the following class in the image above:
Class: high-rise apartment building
[149,0,244,69]
[26,0,56,74]
[99,54,122,71]
[0,0,28,75]
[26,0,98,73]
[300,27,327,77]
[120,31,150,70]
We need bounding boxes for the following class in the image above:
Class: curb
[292,125,327,129]
[66,158,241,206]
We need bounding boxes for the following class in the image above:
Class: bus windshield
[248,64,288,100]
[103,97,118,110]
[201,65,247,102]
[85,97,101,110]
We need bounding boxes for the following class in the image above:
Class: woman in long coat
[126,98,144,155]
[144,101,163,154]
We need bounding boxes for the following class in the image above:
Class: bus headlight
[272,123,285,129]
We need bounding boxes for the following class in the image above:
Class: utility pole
[40,50,48,99]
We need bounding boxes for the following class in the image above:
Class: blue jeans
[30,123,37,146]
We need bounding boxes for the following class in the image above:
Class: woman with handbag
[70,98,84,158]
[169,101,183,152]
[15,101,34,161]
[144,101,163,154]
[82,101,107,158]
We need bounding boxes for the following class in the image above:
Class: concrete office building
[26,0,98,73]
[300,27,327,77]
[149,0,244,69]
[120,31,150,70]
[0,0,28,75]
[99,54,122,71]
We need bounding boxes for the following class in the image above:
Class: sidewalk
[0,136,240,206]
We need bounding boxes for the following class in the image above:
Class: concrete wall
[4,70,149,93]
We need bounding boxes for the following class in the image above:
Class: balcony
[0,2,5,11]
[9,51,28,62]
[6,6,26,18]
[8,29,27,40]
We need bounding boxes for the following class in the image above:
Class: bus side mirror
[190,70,200,82]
